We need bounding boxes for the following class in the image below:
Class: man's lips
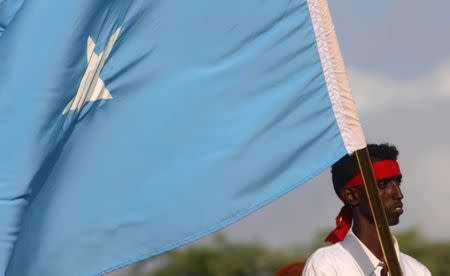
[392,202,403,214]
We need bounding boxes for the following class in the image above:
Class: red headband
[346,160,401,189]
[325,160,402,244]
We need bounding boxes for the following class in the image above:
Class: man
[303,144,431,275]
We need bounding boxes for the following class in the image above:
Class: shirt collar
[341,230,403,275]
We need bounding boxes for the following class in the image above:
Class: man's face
[359,175,404,226]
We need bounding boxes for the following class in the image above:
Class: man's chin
[388,217,400,226]
[388,207,403,226]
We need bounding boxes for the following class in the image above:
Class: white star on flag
[62,27,122,115]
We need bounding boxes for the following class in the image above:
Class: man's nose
[389,182,404,199]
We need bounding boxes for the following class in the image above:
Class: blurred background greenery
[110,228,450,276]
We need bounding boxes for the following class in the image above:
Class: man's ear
[340,187,360,206]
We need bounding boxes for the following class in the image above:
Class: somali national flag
[0,0,366,275]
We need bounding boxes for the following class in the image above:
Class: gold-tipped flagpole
[355,148,402,276]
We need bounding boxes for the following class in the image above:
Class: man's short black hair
[331,143,399,197]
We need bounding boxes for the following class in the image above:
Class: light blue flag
[0,0,24,37]
[0,0,366,275]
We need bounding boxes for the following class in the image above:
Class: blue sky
[329,0,450,79]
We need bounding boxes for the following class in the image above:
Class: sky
[111,1,450,274]
[220,0,450,247]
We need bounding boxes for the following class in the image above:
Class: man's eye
[378,180,390,188]
[378,177,402,188]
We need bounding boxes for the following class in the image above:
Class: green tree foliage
[114,229,450,276]
[395,228,450,276]
[147,234,304,276]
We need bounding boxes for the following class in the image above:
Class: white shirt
[303,231,431,275]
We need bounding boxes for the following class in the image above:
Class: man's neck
[352,220,385,261]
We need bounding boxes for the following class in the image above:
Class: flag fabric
[0,0,24,37]
[0,0,366,275]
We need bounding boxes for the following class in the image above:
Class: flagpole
[355,148,403,276]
